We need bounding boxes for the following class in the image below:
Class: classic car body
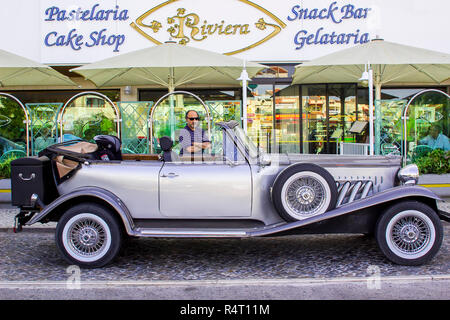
[10,91,449,268]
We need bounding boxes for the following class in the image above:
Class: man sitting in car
[178,110,211,156]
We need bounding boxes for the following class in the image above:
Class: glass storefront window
[374,99,406,155]
[60,94,118,143]
[254,65,295,78]
[328,84,357,154]
[0,96,27,161]
[247,84,274,152]
[275,85,299,153]
[301,85,327,154]
[150,93,212,154]
[26,103,62,155]
[118,101,153,154]
[405,90,449,166]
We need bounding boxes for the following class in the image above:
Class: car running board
[134,228,250,238]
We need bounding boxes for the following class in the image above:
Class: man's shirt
[178,125,210,155]
[419,133,450,151]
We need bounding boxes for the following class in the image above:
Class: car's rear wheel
[375,201,443,266]
[55,203,122,268]
[272,164,337,221]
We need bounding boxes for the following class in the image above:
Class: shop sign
[39,0,373,61]
[43,3,129,52]
[33,0,408,63]
[131,0,286,55]
[287,1,371,50]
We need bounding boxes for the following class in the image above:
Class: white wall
[0,0,449,64]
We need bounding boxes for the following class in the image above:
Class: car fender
[251,185,441,237]
[26,186,135,234]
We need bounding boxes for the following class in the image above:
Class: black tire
[55,203,122,268]
[272,163,338,221]
[375,201,443,266]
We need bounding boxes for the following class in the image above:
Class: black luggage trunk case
[10,156,59,207]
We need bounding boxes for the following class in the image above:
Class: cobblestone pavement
[0,222,448,282]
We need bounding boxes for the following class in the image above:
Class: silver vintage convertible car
[10,91,449,268]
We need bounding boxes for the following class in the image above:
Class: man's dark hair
[430,124,442,132]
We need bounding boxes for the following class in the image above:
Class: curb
[0,227,55,233]
[1,274,449,289]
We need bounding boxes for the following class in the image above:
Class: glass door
[301,85,327,154]
[247,84,275,152]
[327,84,357,154]
[275,85,300,153]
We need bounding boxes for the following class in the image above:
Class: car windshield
[231,125,260,159]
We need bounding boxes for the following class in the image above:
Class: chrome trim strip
[136,229,247,237]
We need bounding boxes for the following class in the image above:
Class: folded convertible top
[39,140,99,179]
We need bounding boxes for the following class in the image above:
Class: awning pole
[238,60,250,133]
[368,63,374,156]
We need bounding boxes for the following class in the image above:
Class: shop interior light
[124,86,132,95]
[359,66,369,87]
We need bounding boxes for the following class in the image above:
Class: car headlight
[398,164,419,185]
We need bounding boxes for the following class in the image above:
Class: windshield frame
[231,125,260,161]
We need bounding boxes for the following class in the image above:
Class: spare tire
[272,163,338,221]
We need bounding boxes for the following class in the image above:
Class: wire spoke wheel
[376,202,443,266]
[386,210,434,259]
[279,169,334,220]
[285,176,326,217]
[62,213,112,263]
[67,217,108,258]
[56,204,122,268]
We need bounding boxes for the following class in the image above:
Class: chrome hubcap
[391,216,431,255]
[286,176,325,216]
[68,218,107,258]
[297,186,315,205]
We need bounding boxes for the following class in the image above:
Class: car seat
[93,135,122,161]
[159,136,179,162]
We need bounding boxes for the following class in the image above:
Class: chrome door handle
[161,172,179,178]
[19,173,35,181]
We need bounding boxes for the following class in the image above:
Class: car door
[159,131,252,218]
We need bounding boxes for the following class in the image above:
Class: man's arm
[441,135,450,151]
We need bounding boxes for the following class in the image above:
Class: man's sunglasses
[187,117,199,121]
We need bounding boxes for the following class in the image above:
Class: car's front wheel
[55,203,122,268]
[375,201,443,266]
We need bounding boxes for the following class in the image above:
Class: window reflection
[328,84,357,154]
[302,85,327,154]
[275,85,299,153]
[247,84,274,152]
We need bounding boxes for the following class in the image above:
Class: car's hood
[262,153,402,167]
